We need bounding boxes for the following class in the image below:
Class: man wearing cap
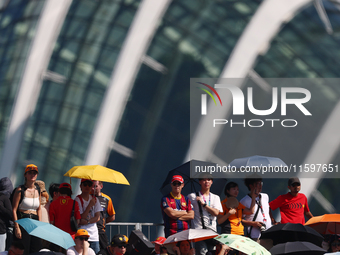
[49,183,81,238]
[269,177,313,224]
[151,236,166,255]
[76,179,101,254]
[161,175,194,237]
[67,229,96,255]
[97,234,128,255]
[188,175,223,255]
[92,181,116,250]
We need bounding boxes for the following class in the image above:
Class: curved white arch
[299,100,340,206]
[84,0,171,167]
[186,0,313,162]
[0,0,72,180]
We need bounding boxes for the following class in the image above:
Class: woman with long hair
[12,164,42,254]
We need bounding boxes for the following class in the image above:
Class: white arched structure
[0,0,72,180]
[187,0,313,162]
[84,0,172,167]
[187,0,340,208]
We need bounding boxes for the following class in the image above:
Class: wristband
[203,203,207,207]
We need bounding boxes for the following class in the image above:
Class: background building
[0,0,340,229]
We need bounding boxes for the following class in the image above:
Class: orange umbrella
[305,214,340,234]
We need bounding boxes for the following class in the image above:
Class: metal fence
[106,222,164,242]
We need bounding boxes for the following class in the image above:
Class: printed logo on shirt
[182,202,186,207]
[287,203,303,209]
[163,202,167,207]
[61,199,67,205]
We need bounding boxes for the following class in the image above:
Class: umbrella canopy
[30,252,65,255]
[16,218,75,250]
[269,241,326,255]
[260,223,323,246]
[214,234,271,255]
[305,214,340,235]
[229,155,287,169]
[160,160,227,196]
[163,229,218,245]
[64,165,129,185]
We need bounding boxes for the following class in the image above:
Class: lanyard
[200,191,211,207]
[255,195,267,223]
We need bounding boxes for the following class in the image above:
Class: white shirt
[75,195,102,242]
[240,193,272,239]
[66,246,96,255]
[187,192,223,231]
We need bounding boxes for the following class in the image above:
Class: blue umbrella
[16,218,75,249]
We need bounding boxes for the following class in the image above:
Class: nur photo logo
[197,82,222,115]
[193,79,312,128]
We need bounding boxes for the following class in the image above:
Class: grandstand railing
[106,222,164,241]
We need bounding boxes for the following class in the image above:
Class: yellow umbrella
[64,165,130,185]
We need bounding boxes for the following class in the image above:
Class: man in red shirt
[269,177,313,224]
[49,183,81,238]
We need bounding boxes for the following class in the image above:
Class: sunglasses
[172,182,182,186]
[82,182,93,187]
[117,245,127,248]
[26,170,38,175]
[77,237,89,241]
[291,183,300,187]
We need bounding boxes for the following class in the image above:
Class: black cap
[288,177,300,186]
[111,234,128,246]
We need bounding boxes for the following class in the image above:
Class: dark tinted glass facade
[0,0,339,225]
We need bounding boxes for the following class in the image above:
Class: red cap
[171,175,184,183]
[152,236,166,245]
[81,179,93,183]
[59,183,72,190]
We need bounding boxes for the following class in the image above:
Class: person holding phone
[75,179,101,254]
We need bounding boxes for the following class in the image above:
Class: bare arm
[178,209,194,221]
[305,211,313,219]
[80,197,96,221]
[241,219,263,229]
[243,190,256,215]
[217,208,236,225]
[204,204,220,216]
[269,208,277,225]
[37,191,42,221]
[12,188,22,239]
[106,214,115,223]
[218,244,231,255]
[164,207,188,219]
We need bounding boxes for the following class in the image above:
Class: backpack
[10,183,41,211]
